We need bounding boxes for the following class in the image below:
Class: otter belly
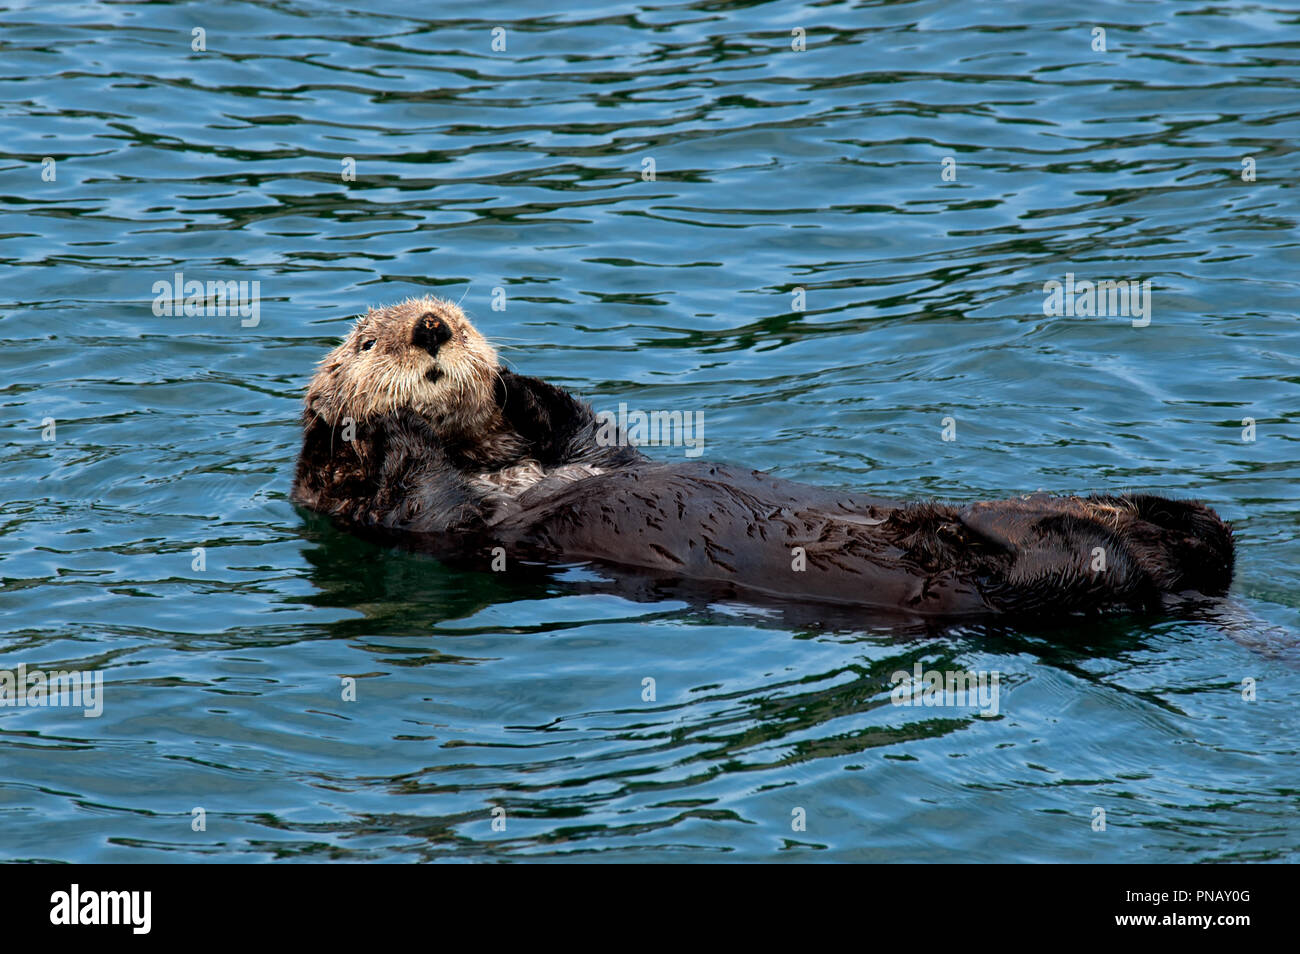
[492,463,979,614]
[485,462,1234,617]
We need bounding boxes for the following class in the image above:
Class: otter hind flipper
[957,494,1235,613]
[955,497,1060,553]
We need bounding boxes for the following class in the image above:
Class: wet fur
[292,297,1235,618]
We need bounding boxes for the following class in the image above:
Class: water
[1,0,1297,863]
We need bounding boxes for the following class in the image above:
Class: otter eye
[360,339,376,352]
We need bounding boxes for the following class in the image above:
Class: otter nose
[412,312,453,355]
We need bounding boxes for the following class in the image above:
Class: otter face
[304,296,500,435]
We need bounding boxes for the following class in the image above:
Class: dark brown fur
[291,297,1235,618]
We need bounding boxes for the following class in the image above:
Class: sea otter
[291,296,1235,618]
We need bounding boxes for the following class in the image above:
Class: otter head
[304,296,499,437]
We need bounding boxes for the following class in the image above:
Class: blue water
[1,0,1297,862]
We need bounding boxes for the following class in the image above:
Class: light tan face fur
[305,296,500,435]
